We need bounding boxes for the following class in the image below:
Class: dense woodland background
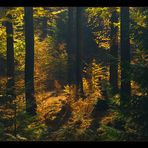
[0,7,148,141]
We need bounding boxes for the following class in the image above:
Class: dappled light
[0,7,148,141]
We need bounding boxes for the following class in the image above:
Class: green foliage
[98,124,125,141]
[124,95,148,140]
[107,94,120,108]
[50,125,100,141]
[130,7,148,94]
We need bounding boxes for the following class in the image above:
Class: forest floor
[34,91,117,141]
[0,90,119,141]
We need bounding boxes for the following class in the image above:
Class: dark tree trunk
[120,7,131,106]
[24,7,37,116]
[76,7,84,98]
[109,7,119,95]
[5,14,15,98]
[67,7,76,85]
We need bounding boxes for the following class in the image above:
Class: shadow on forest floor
[87,99,109,132]
[38,92,72,133]
[45,102,72,133]
[37,91,109,141]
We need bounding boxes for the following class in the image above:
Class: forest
[0,7,148,141]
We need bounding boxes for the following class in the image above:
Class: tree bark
[76,7,84,98]
[5,14,15,99]
[24,7,36,116]
[120,7,131,106]
[109,7,119,95]
[67,7,76,85]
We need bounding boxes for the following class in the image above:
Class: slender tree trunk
[109,7,119,95]
[67,7,76,85]
[24,7,36,116]
[5,13,17,136]
[76,7,84,98]
[5,14,15,98]
[120,7,131,106]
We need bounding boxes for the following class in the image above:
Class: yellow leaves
[94,31,110,49]
[100,111,118,126]
[130,8,147,28]
[82,78,89,95]
[131,80,143,96]
[83,59,109,98]
[70,96,97,125]
[63,85,71,95]
[33,7,66,19]
[34,7,46,18]
[36,92,67,121]
[64,85,77,99]
[58,42,66,51]
[51,9,66,15]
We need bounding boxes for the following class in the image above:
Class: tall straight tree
[120,7,131,106]
[109,7,119,95]
[67,7,76,85]
[24,7,36,115]
[76,7,84,98]
[5,13,15,98]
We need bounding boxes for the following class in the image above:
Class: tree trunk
[5,14,15,99]
[76,7,84,98]
[120,7,131,106]
[67,7,76,85]
[109,7,119,95]
[24,7,36,116]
